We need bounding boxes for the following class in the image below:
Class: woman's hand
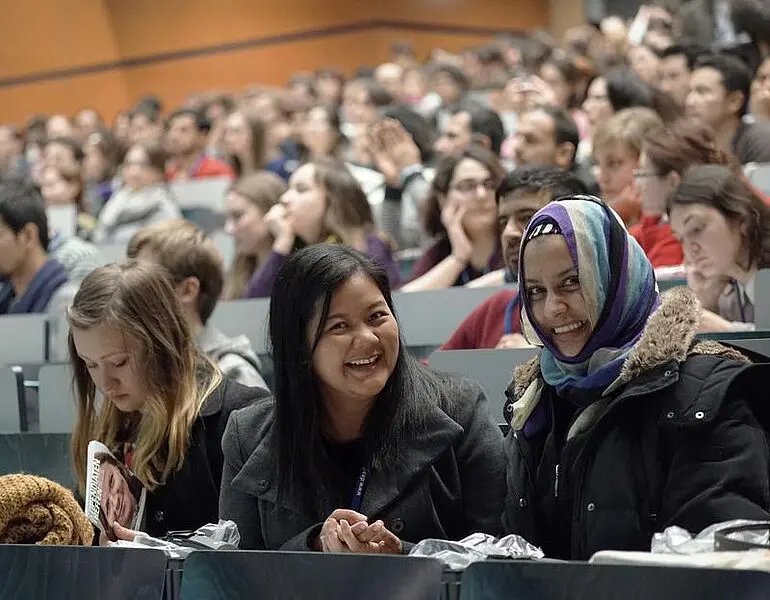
[698,308,733,333]
[441,200,472,265]
[496,333,534,350]
[265,204,295,255]
[316,509,402,554]
[99,522,140,546]
[369,119,422,187]
[686,265,728,313]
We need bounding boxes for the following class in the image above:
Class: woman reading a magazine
[219,245,505,552]
[68,261,266,544]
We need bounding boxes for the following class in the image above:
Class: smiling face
[71,324,145,413]
[522,234,591,357]
[311,273,400,408]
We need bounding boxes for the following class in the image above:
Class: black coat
[219,376,506,551]
[143,378,269,537]
[503,289,770,560]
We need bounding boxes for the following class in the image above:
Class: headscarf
[518,196,659,396]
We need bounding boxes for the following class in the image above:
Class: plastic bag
[110,519,241,558]
[651,520,770,554]
[409,532,544,569]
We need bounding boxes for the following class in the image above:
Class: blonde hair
[592,107,663,159]
[224,172,287,299]
[68,261,223,494]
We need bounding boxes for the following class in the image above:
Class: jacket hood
[199,324,261,366]
[510,287,749,404]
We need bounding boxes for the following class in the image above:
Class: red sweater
[629,214,684,268]
[441,289,520,350]
[167,155,234,181]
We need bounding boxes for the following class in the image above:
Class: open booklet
[85,440,147,542]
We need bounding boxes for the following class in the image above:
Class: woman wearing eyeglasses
[402,145,505,291]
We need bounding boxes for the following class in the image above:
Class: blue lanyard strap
[503,293,520,335]
[350,467,369,512]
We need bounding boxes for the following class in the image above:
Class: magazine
[85,440,147,542]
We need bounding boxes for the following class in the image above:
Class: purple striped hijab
[518,196,660,394]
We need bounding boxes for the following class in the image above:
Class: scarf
[0,259,68,315]
[518,196,659,396]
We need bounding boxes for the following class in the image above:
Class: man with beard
[441,166,587,350]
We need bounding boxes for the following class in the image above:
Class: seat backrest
[461,560,770,600]
[430,348,538,423]
[179,551,443,600]
[0,545,167,600]
[47,205,77,238]
[755,269,770,329]
[0,433,74,487]
[171,177,230,211]
[0,367,23,433]
[38,364,76,434]
[210,230,235,271]
[0,315,48,366]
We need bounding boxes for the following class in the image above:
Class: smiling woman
[504,195,770,559]
[220,244,505,552]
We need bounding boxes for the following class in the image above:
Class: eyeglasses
[633,169,659,181]
[450,178,498,194]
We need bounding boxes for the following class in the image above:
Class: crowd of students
[3,3,770,560]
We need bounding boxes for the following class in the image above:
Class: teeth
[554,321,585,335]
[347,356,378,366]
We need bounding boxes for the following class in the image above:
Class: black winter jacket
[502,289,770,559]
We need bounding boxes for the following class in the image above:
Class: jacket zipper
[554,463,560,498]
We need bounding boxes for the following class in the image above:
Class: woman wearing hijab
[502,195,770,560]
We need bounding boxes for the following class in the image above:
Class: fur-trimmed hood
[509,287,749,407]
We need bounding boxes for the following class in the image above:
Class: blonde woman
[68,261,265,543]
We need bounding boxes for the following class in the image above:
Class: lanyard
[732,280,748,323]
[350,467,369,512]
[503,293,520,335]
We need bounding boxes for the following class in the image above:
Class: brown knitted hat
[0,474,94,545]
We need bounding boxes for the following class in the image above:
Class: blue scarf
[519,196,660,397]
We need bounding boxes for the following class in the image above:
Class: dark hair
[269,244,434,515]
[693,53,752,116]
[355,79,395,108]
[452,101,506,156]
[130,107,161,126]
[423,145,506,237]
[644,117,738,176]
[661,43,708,70]
[168,108,211,134]
[667,164,770,270]
[45,137,85,164]
[207,95,236,116]
[476,44,507,66]
[496,165,588,204]
[86,128,121,181]
[0,180,49,250]
[229,112,267,176]
[523,105,580,169]
[135,96,163,116]
[354,66,376,79]
[602,68,683,122]
[429,64,470,92]
[315,68,345,84]
[391,40,415,57]
[128,141,168,179]
[381,104,435,163]
[300,103,344,162]
[538,50,584,107]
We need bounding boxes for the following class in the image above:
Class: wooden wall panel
[0,0,549,124]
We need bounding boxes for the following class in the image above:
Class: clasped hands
[316,509,402,554]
